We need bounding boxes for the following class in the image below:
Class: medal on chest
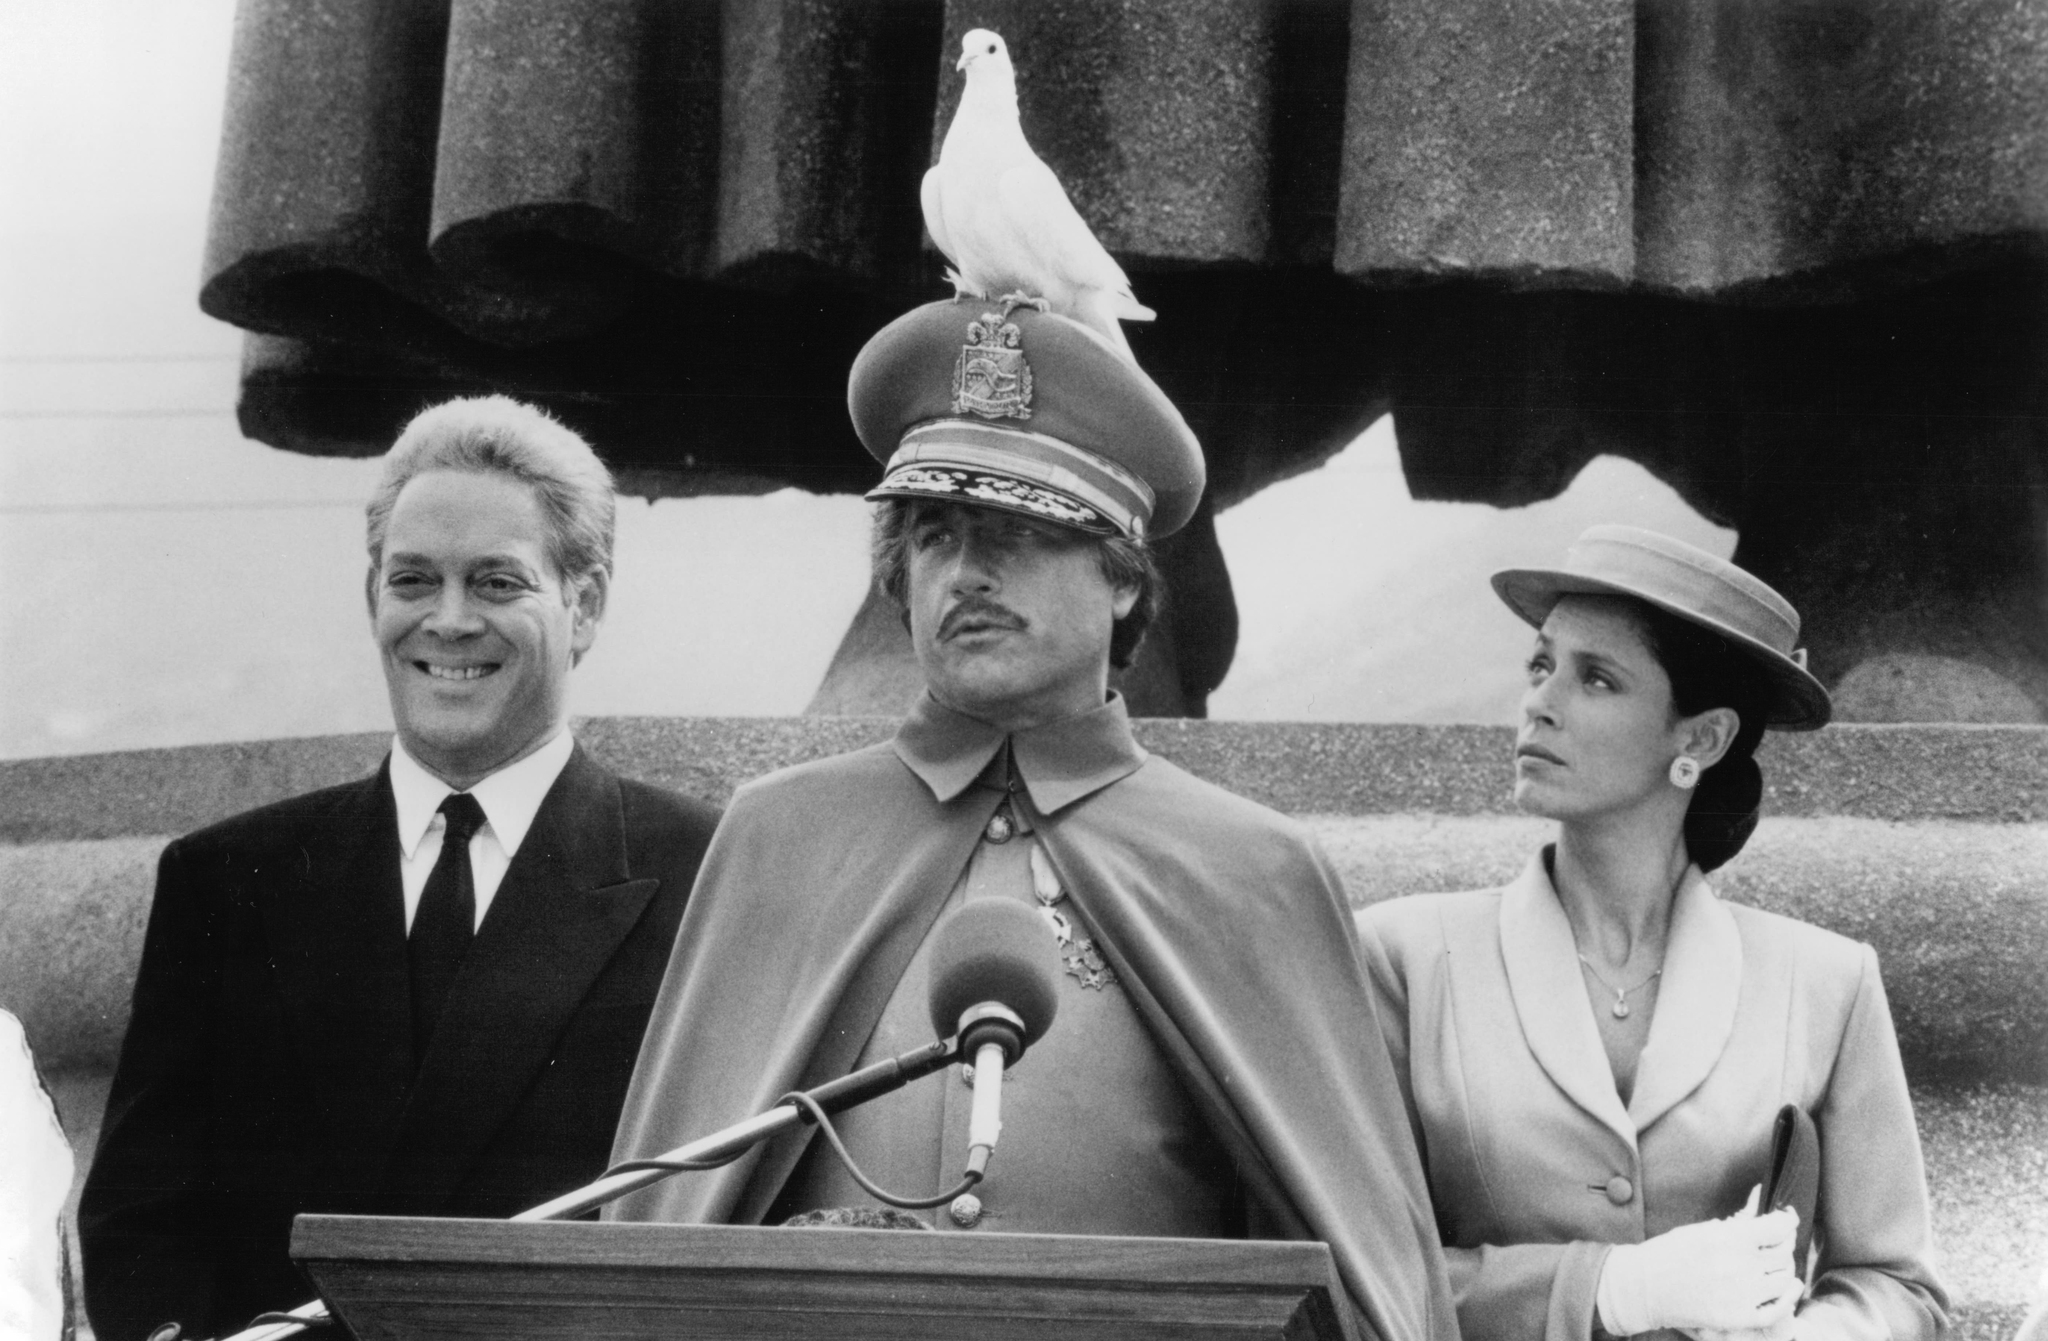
[1028,842,1118,991]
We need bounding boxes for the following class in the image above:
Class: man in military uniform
[607,303,1455,1341]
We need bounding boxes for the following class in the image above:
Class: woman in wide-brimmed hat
[1355,526,1947,1341]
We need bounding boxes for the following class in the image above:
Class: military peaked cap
[849,299,1205,540]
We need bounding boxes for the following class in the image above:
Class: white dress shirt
[389,730,576,933]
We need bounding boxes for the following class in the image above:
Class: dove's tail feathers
[1097,284,1155,323]
[1072,288,1144,365]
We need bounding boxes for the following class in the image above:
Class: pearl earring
[1669,755,1701,790]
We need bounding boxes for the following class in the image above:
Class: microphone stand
[215,1037,960,1341]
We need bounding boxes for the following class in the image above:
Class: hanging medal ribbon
[1029,845,1117,990]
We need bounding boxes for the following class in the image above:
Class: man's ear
[1110,579,1140,622]
[569,568,610,663]
[364,563,380,621]
[1680,705,1741,770]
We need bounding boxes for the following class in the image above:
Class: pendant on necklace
[1579,952,1659,1022]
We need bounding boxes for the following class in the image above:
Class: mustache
[940,598,1026,639]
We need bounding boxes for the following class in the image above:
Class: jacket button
[1605,1175,1634,1205]
[949,1193,984,1227]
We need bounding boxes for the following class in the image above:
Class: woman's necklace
[1576,953,1663,1019]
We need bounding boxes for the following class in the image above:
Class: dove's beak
[955,50,972,71]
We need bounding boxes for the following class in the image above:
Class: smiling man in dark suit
[79,396,719,1341]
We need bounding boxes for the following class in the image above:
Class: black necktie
[410,792,487,1060]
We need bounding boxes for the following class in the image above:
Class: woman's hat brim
[1491,567,1833,730]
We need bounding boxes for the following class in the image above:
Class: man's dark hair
[871,500,1163,670]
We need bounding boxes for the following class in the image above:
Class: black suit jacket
[79,744,719,1341]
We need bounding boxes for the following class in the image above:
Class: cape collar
[893,691,1147,815]
[1498,847,1744,1147]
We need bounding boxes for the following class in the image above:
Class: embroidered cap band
[870,420,1157,538]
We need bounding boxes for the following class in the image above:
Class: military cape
[608,698,1455,1341]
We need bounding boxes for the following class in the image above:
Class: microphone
[926,899,1060,1179]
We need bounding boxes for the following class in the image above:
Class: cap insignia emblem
[953,313,1033,421]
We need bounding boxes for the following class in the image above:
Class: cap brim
[1491,567,1832,730]
[866,464,1120,536]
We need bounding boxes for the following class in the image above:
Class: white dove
[921,28,1156,363]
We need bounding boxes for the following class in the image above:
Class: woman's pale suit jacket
[1354,852,1948,1341]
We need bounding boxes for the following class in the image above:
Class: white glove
[1598,1186,1800,1335]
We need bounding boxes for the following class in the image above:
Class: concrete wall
[4,719,2043,1335]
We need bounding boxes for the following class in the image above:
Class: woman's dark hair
[870,500,1164,670]
[1624,601,1775,872]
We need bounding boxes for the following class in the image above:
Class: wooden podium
[292,1214,1351,1340]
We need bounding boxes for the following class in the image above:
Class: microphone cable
[582,1091,982,1210]
[239,1315,331,1332]
[778,1090,983,1210]
[597,1146,753,1178]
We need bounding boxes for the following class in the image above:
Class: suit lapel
[384,747,660,1210]
[1498,854,1637,1149]
[260,764,416,1201]
[1628,868,1742,1131]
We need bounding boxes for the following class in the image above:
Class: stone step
[5,718,2045,846]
